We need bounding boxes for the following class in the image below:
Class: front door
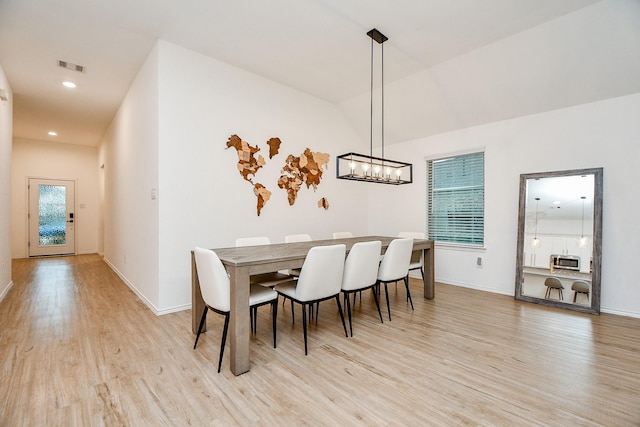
[28,179,76,257]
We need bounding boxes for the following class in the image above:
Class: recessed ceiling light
[48,131,57,136]
[62,81,76,88]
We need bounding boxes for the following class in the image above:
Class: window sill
[434,242,486,252]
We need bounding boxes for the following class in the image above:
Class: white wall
[375,93,640,317]
[101,41,370,314]
[100,43,161,311]
[0,65,12,302]
[10,139,100,258]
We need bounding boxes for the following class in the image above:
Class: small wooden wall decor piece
[318,198,329,210]
[266,137,281,159]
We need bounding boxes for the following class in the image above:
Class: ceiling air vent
[57,60,85,73]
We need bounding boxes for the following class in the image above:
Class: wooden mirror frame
[515,167,603,314]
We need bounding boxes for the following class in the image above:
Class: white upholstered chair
[398,231,425,280]
[376,238,414,320]
[235,237,291,287]
[332,231,354,239]
[283,234,312,277]
[275,244,348,355]
[235,236,271,247]
[192,247,278,372]
[341,240,383,336]
[284,234,312,243]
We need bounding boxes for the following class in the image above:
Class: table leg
[423,246,435,299]
[228,265,251,375]
[192,252,206,334]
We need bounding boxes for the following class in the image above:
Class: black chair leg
[254,306,258,332]
[308,302,320,323]
[250,307,256,333]
[218,313,230,373]
[193,307,208,349]
[345,292,353,337]
[383,282,392,321]
[335,295,348,337]
[404,276,414,310]
[272,298,278,348]
[291,299,295,323]
[302,303,308,355]
[371,287,383,323]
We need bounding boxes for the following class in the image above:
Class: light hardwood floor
[1,254,639,426]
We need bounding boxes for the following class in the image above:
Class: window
[426,152,484,246]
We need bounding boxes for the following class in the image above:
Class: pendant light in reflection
[577,196,589,248]
[531,197,541,247]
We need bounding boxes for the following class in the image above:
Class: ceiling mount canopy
[366,28,388,44]
[336,28,413,185]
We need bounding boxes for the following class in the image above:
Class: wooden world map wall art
[225,134,330,216]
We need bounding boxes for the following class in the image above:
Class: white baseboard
[601,307,640,319]
[103,257,162,316]
[439,277,640,319]
[0,281,14,303]
[102,257,190,316]
[158,303,191,315]
[436,277,514,296]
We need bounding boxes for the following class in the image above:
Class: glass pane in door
[38,184,67,246]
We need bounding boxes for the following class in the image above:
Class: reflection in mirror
[515,168,602,314]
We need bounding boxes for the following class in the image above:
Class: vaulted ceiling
[1,0,638,147]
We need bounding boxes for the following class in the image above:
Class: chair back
[296,244,346,301]
[342,241,382,292]
[194,247,230,312]
[332,231,353,239]
[398,231,424,239]
[571,280,589,292]
[235,237,270,247]
[378,238,413,282]
[544,277,564,289]
[398,232,424,264]
[284,234,312,243]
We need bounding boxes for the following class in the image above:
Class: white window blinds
[427,152,484,246]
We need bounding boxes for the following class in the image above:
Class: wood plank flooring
[1,254,639,426]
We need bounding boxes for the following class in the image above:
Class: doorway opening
[28,178,76,257]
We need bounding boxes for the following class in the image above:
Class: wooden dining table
[191,235,434,375]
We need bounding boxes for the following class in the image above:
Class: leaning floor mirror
[515,168,603,314]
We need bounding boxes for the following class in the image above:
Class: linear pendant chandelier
[336,28,413,185]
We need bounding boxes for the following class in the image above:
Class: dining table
[191,235,434,375]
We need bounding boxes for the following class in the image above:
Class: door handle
[66,220,74,223]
